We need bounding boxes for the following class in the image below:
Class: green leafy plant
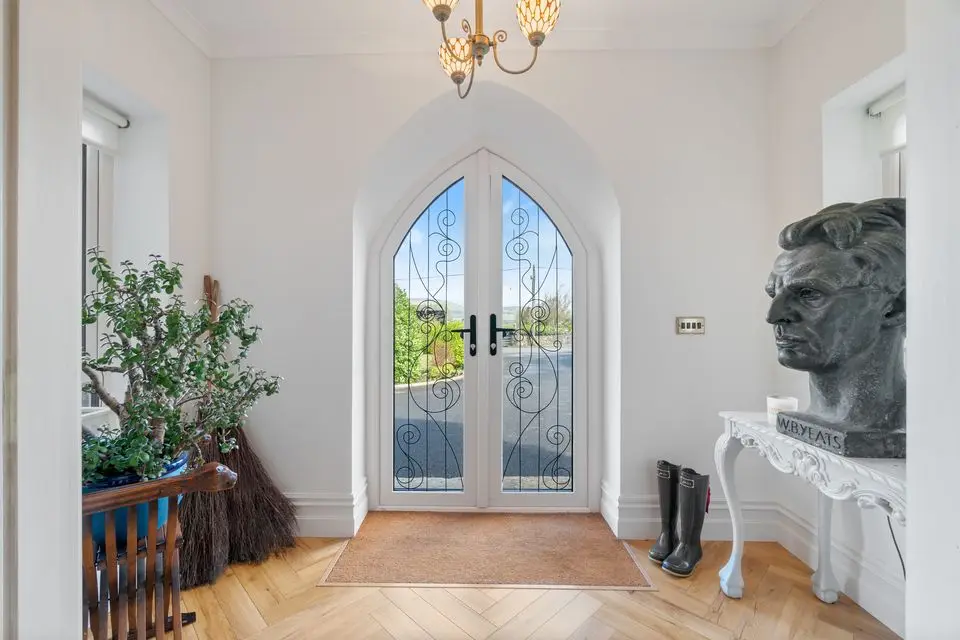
[428,320,464,380]
[393,284,426,384]
[81,250,281,485]
[393,285,465,384]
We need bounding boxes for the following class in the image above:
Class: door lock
[452,314,477,356]
[489,313,516,356]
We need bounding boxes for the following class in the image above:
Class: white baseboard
[615,493,904,638]
[615,494,782,542]
[286,480,369,538]
[353,478,369,534]
[600,480,619,536]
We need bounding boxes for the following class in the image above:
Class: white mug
[767,395,798,424]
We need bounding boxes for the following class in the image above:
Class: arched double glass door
[380,150,586,509]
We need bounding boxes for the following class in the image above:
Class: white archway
[352,82,624,529]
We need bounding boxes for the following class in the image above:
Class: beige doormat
[319,512,655,590]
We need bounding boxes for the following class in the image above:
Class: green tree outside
[393,284,465,384]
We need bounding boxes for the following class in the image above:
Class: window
[880,119,906,198]
[868,85,906,198]
[81,118,117,406]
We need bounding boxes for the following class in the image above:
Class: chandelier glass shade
[517,0,560,46]
[438,37,474,85]
[423,0,460,22]
[423,0,561,99]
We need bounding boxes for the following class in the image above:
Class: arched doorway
[378,149,588,509]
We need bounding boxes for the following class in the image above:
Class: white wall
[767,0,906,635]
[611,51,773,510]
[113,117,171,269]
[211,49,777,537]
[16,1,84,633]
[15,0,209,635]
[905,0,960,636]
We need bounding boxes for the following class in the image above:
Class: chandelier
[423,0,561,99]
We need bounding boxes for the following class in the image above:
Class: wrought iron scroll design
[501,179,574,492]
[394,182,465,491]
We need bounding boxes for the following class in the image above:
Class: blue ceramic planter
[83,452,190,547]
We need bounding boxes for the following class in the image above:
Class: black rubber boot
[661,467,709,578]
[648,460,680,562]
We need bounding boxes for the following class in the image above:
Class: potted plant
[81,251,280,545]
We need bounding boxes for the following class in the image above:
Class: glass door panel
[393,179,467,492]
[498,178,574,493]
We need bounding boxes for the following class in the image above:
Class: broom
[179,438,230,589]
[221,427,298,563]
[179,275,297,588]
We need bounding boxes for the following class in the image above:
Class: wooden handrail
[82,462,237,515]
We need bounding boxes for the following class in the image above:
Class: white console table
[714,411,906,603]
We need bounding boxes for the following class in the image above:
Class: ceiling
[150,0,822,58]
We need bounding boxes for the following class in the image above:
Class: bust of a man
[766,198,905,454]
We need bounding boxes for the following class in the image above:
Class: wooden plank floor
[178,539,898,640]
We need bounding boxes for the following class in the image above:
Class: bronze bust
[766,198,905,457]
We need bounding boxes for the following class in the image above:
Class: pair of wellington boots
[648,460,710,578]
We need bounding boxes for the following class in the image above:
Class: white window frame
[881,145,906,198]
[869,87,906,198]
[81,127,116,407]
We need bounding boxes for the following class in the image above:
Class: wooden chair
[82,462,238,639]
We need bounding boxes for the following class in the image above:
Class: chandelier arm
[491,33,539,75]
[458,57,477,99]
[440,19,475,63]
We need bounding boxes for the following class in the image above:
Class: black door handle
[489,313,516,356]
[452,314,477,356]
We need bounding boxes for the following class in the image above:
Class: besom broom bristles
[179,439,230,589]
[179,274,297,588]
[222,427,297,563]
[180,430,297,588]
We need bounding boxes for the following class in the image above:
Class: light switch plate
[676,316,705,335]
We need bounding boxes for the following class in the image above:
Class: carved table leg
[812,491,840,604]
[715,431,745,598]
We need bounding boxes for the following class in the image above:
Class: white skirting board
[610,492,905,638]
[285,478,368,539]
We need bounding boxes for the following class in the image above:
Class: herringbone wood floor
[178,538,898,640]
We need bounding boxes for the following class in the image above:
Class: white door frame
[374,148,592,511]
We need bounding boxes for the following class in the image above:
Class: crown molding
[208,24,774,60]
[149,0,213,57]
[147,0,820,60]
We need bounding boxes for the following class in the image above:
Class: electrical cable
[887,515,905,579]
